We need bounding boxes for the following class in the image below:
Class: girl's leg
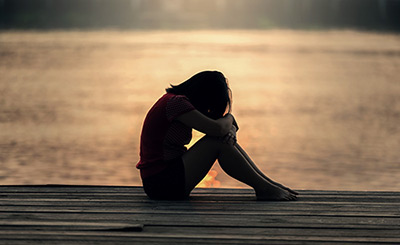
[181,136,222,194]
[234,144,299,195]
[182,136,296,200]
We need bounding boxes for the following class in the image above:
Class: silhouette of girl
[137,71,298,200]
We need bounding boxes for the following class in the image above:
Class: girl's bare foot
[268,181,299,195]
[279,185,299,195]
[256,186,297,201]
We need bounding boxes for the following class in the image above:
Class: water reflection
[1,30,399,190]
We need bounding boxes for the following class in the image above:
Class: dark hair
[166,71,232,119]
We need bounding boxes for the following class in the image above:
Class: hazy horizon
[2,0,400,31]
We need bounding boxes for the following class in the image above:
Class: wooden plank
[1,186,398,197]
[0,201,396,212]
[195,189,400,196]
[0,221,143,231]
[1,206,399,218]
[2,191,399,202]
[1,212,399,229]
[144,225,400,238]
[1,186,399,196]
[1,202,399,215]
[1,201,399,211]
[1,225,399,239]
[0,230,399,244]
[1,196,399,206]
[1,197,399,206]
[1,217,399,239]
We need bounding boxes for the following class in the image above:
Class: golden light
[196,169,221,188]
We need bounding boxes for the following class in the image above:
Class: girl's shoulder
[153,93,179,105]
[165,93,195,121]
[166,93,193,106]
[167,93,189,100]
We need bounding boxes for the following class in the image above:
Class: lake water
[1,30,399,191]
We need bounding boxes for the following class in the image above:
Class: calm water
[1,30,399,191]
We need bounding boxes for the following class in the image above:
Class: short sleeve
[166,95,195,122]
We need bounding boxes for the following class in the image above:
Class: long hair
[166,71,232,119]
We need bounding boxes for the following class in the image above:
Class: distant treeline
[1,0,400,31]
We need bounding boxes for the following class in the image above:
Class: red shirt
[136,93,195,179]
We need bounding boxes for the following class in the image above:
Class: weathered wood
[2,210,400,230]
[0,230,400,244]
[0,185,399,244]
[4,226,398,240]
[1,185,398,196]
[0,221,143,231]
[2,207,399,217]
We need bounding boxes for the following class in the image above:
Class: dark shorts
[142,157,188,200]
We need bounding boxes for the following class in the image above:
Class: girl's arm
[176,110,234,137]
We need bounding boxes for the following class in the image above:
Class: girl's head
[166,71,232,119]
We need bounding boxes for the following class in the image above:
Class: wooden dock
[0,185,399,244]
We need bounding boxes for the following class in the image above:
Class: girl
[136,71,298,200]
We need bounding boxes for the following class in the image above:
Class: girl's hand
[232,116,239,132]
[222,125,237,145]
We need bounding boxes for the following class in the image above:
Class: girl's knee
[201,135,224,145]
[202,135,235,154]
